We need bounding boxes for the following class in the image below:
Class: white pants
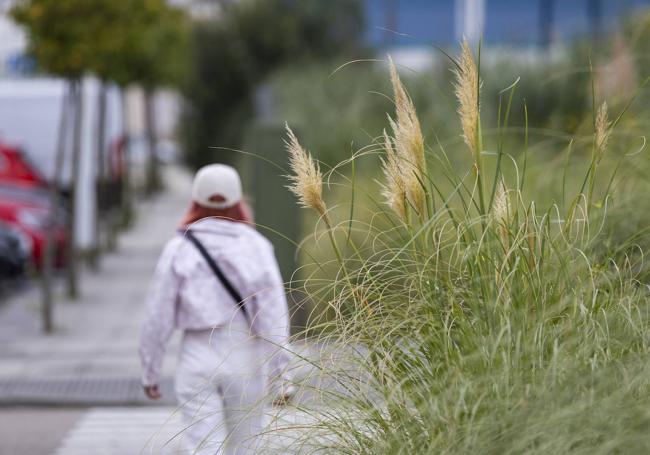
[175,313,266,454]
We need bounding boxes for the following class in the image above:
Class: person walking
[139,164,294,454]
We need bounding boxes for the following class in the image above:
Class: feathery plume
[493,179,510,247]
[285,124,327,217]
[454,39,481,162]
[388,56,409,122]
[381,130,407,221]
[527,220,537,270]
[386,56,426,215]
[388,56,426,173]
[595,101,610,163]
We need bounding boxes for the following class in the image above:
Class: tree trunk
[41,83,71,333]
[143,87,160,196]
[66,79,83,299]
[119,88,133,229]
[90,81,107,270]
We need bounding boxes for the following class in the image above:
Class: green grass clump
[282,41,650,454]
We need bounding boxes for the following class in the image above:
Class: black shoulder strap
[183,229,248,321]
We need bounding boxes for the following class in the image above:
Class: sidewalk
[0,166,331,454]
[52,405,313,455]
[0,166,191,405]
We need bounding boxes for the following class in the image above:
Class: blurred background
[0,0,649,453]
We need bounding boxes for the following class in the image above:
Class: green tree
[86,0,188,253]
[107,0,189,195]
[12,0,103,307]
[12,0,188,329]
[180,0,364,168]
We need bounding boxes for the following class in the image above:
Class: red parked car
[0,184,67,268]
[0,142,49,189]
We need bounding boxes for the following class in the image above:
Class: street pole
[42,84,70,333]
[539,0,555,48]
[66,79,83,300]
[144,87,161,196]
[455,0,485,47]
[92,81,107,270]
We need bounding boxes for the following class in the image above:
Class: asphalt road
[0,407,84,455]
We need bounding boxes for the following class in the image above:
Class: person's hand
[272,393,292,407]
[143,384,162,400]
[272,384,297,407]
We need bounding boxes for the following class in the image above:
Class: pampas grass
[493,178,510,247]
[385,57,427,217]
[380,129,407,221]
[285,123,327,219]
[454,39,481,162]
[285,123,347,268]
[273,41,650,455]
[454,39,487,216]
[595,101,610,162]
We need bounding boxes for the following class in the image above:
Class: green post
[244,123,307,332]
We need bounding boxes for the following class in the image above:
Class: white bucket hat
[191,164,243,209]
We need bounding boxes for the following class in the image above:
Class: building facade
[366,0,650,47]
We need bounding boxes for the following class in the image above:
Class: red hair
[180,200,254,227]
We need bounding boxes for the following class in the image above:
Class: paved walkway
[53,407,185,454]
[0,166,190,404]
[0,166,329,454]
[53,405,314,455]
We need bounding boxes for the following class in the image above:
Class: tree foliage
[97,0,189,88]
[11,0,189,87]
[180,0,365,168]
[11,0,101,78]
[11,0,189,306]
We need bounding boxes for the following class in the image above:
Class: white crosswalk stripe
[53,407,187,455]
[53,406,320,454]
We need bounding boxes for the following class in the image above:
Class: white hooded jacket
[139,217,293,390]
